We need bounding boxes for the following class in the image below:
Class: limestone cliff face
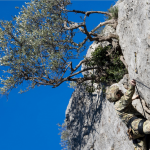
[65,0,150,149]
[116,0,150,106]
[66,85,133,150]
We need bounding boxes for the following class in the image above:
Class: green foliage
[92,46,127,84]
[84,45,128,93]
[68,81,77,89]
[84,79,96,93]
[86,86,95,93]
[0,0,119,96]
[105,6,118,20]
[91,46,110,67]
[0,0,82,95]
[58,120,71,150]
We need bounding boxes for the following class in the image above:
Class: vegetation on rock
[0,0,125,147]
[0,0,119,95]
[105,6,118,20]
[58,121,71,150]
[82,45,128,93]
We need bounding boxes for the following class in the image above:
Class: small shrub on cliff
[105,6,118,20]
[58,121,71,150]
[83,45,127,93]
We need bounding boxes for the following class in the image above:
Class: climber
[106,79,150,148]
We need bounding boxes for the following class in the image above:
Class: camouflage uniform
[106,84,150,150]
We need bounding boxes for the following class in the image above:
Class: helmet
[106,85,120,102]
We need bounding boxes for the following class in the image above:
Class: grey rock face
[65,0,150,149]
[116,0,150,107]
[66,82,134,150]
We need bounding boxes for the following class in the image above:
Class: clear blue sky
[0,1,116,150]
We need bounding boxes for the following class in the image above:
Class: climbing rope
[134,53,146,118]
[134,83,146,118]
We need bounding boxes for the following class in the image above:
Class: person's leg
[131,119,145,139]
[143,120,150,134]
[131,119,147,150]
[133,137,147,150]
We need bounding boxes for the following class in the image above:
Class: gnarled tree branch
[67,10,112,17]
[90,19,116,34]
[53,66,100,88]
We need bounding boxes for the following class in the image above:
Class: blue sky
[0,1,116,150]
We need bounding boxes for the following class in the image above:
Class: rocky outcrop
[66,82,133,150]
[65,0,150,149]
[116,0,150,107]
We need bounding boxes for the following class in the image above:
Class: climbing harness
[127,116,146,141]
[138,119,146,135]
[126,116,145,138]
[127,116,138,140]
[127,116,139,129]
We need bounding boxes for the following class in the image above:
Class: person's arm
[120,80,135,106]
